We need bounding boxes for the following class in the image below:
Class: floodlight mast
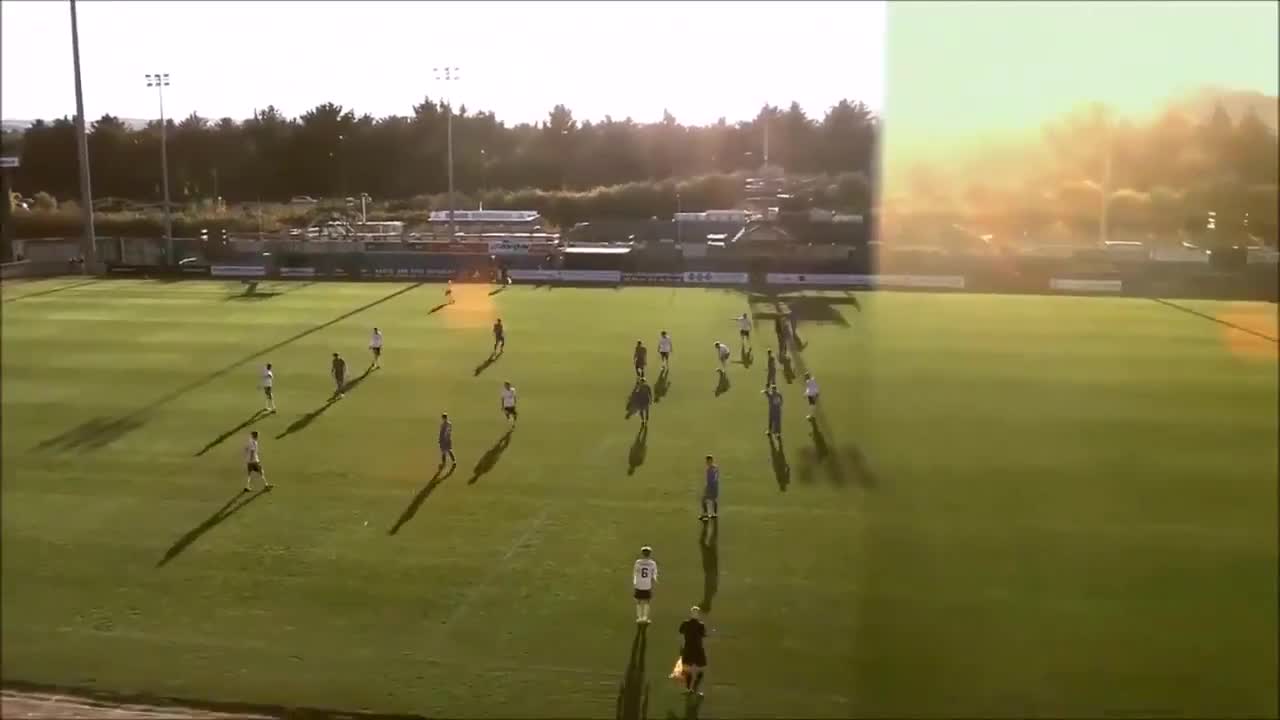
[145,72,174,263]
[434,66,460,239]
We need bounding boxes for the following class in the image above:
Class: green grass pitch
[2,278,1276,718]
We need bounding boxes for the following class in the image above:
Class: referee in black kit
[678,605,709,696]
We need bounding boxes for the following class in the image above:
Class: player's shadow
[156,489,267,567]
[615,625,649,720]
[474,350,502,376]
[35,415,148,453]
[735,346,754,368]
[801,419,880,490]
[389,464,456,535]
[780,355,796,384]
[194,409,268,457]
[34,282,423,452]
[276,369,372,439]
[768,435,790,492]
[714,372,730,397]
[223,282,284,302]
[427,302,449,314]
[699,520,719,613]
[627,424,648,476]
[488,286,507,296]
[653,368,670,403]
[468,430,513,485]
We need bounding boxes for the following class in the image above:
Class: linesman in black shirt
[678,605,708,696]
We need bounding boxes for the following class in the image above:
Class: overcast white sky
[1,0,886,126]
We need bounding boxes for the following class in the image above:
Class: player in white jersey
[735,312,752,349]
[633,546,658,624]
[445,279,455,305]
[369,327,384,369]
[261,363,276,413]
[713,342,730,373]
[658,331,673,371]
[244,431,272,491]
[803,372,820,420]
[500,381,518,425]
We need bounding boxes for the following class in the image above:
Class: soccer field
[2,277,1276,718]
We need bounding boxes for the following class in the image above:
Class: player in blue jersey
[700,455,720,521]
[762,384,783,438]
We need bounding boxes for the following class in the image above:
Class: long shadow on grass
[2,278,101,303]
[474,350,502,377]
[699,520,719,613]
[36,415,148,453]
[768,435,790,492]
[36,283,423,452]
[1152,297,1279,343]
[223,280,316,302]
[428,302,449,314]
[3,680,426,720]
[653,368,670,403]
[798,419,879,490]
[616,625,650,720]
[468,430,513,485]
[714,372,730,397]
[157,489,268,567]
[627,423,648,476]
[275,369,372,440]
[389,464,456,535]
[195,409,269,456]
[733,345,754,368]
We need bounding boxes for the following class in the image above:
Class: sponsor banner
[557,270,621,283]
[107,264,143,275]
[488,240,547,256]
[877,274,966,289]
[765,273,966,289]
[683,271,749,285]
[622,272,685,284]
[179,264,211,277]
[211,265,267,278]
[766,273,861,286]
[278,267,316,278]
[1050,278,1122,293]
[509,269,560,282]
[367,267,457,280]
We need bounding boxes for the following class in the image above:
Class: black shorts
[495,335,505,344]
[263,387,273,398]
[740,329,750,338]
[633,588,652,601]
[807,395,817,406]
[660,351,670,360]
[503,406,517,419]
[372,346,381,356]
[635,363,646,372]
[246,462,262,474]
[334,375,345,387]
[681,647,707,668]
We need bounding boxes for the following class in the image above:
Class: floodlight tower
[145,72,174,261]
[434,66,460,238]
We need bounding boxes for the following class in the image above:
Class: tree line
[883,100,1280,244]
[2,99,878,208]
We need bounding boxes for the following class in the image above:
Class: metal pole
[447,106,455,237]
[434,66,459,238]
[159,80,172,262]
[676,191,682,244]
[1100,119,1112,246]
[69,0,96,272]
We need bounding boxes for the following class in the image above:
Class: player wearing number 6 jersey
[633,546,658,624]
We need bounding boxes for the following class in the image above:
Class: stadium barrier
[1049,278,1123,293]
[765,273,966,289]
[211,265,267,278]
[683,271,749,285]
